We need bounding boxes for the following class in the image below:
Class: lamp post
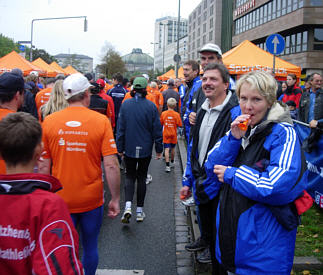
[150,42,159,72]
[176,0,181,78]
[159,22,166,73]
[30,16,87,61]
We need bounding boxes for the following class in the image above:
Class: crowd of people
[0,41,321,275]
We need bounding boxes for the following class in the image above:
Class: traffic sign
[19,45,26,52]
[173,54,181,63]
[266,34,285,55]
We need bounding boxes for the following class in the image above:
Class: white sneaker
[165,166,171,172]
[146,174,152,184]
[181,196,195,207]
[170,161,175,168]
[136,211,145,222]
[121,207,132,224]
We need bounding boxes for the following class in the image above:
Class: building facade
[187,0,224,60]
[121,48,154,74]
[232,0,323,75]
[54,53,93,73]
[153,16,188,72]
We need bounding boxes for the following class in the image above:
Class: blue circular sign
[19,45,26,52]
[266,34,285,55]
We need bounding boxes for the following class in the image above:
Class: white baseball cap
[199,43,222,56]
[63,73,93,100]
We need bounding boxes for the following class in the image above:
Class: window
[198,17,201,25]
[268,2,272,21]
[272,0,277,19]
[193,11,196,19]
[193,31,195,40]
[252,11,255,28]
[310,0,323,6]
[197,38,200,48]
[245,14,249,31]
[210,18,213,28]
[287,0,292,13]
[290,34,296,53]
[259,6,263,24]
[296,32,302,52]
[277,0,281,17]
[285,36,290,54]
[193,22,196,29]
[198,6,201,14]
[299,0,304,7]
[282,0,287,15]
[292,0,298,10]
[198,27,200,36]
[203,23,206,33]
[256,8,260,26]
[264,4,268,23]
[210,6,214,16]
[302,31,307,51]
[203,35,206,44]
[204,0,207,9]
[314,28,323,50]
[204,11,207,21]
[242,16,245,32]
[192,41,195,50]
[209,30,213,41]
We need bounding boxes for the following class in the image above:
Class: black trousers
[124,156,151,207]
[199,196,227,275]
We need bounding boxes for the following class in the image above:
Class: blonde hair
[236,71,277,106]
[41,80,68,120]
[167,97,177,109]
[150,81,157,88]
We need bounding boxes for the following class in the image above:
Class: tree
[25,48,57,64]
[165,65,175,72]
[0,34,19,57]
[97,42,126,79]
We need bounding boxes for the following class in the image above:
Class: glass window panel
[198,28,200,36]
[287,0,292,13]
[198,17,201,25]
[252,11,255,28]
[203,23,206,33]
[256,9,260,26]
[264,4,268,23]
[203,35,206,44]
[293,0,298,10]
[291,34,296,53]
[260,6,263,24]
[310,0,323,6]
[268,2,272,21]
[210,6,214,15]
[272,0,277,19]
[204,11,207,21]
[277,0,281,17]
[282,0,287,15]
[285,35,290,54]
[246,14,249,30]
[296,32,301,52]
[313,44,323,50]
[209,30,213,41]
[299,0,304,7]
[242,16,245,32]
[314,28,323,42]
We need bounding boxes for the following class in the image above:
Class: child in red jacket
[0,112,83,275]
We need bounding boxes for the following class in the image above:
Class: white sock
[136,207,143,213]
[125,201,132,209]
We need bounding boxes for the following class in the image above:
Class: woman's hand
[213,165,228,183]
[231,114,250,139]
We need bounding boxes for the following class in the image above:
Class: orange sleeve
[101,119,117,156]
[177,113,182,127]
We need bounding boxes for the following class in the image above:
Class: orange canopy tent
[64,65,79,75]
[32,58,61,77]
[50,61,67,75]
[0,51,45,76]
[158,67,185,81]
[222,40,301,78]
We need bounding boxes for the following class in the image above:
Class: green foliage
[28,48,57,64]
[97,43,126,79]
[165,64,175,72]
[0,34,19,57]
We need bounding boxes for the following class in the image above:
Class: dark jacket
[108,84,127,124]
[298,88,323,129]
[116,93,163,158]
[89,94,108,115]
[20,83,38,119]
[182,92,240,204]
[162,88,180,112]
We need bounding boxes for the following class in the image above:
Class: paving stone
[176,225,189,232]
[176,258,193,267]
[177,266,195,275]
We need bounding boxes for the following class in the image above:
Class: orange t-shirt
[0,109,15,174]
[42,106,117,213]
[150,88,164,109]
[35,87,52,120]
[160,109,182,144]
[122,92,132,103]
[122,92,156,107]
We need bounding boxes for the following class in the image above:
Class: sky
[0,0,201,66]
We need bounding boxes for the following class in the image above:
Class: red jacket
[0,173,83,275]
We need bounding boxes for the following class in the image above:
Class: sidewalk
[176,135,322,273]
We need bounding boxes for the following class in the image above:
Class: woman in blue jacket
[205,71,307,274]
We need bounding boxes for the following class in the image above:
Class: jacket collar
[0,173,62,194]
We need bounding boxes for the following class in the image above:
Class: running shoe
[181,196,195,207]
[121,208,132,224]
[165,166,171,172]
[146,174,152,184]
[136,211,145,222]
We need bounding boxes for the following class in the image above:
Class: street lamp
[30,16,87,61]
[176,0,181,78]
[150,42,159,72]
[159,22,166,73]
